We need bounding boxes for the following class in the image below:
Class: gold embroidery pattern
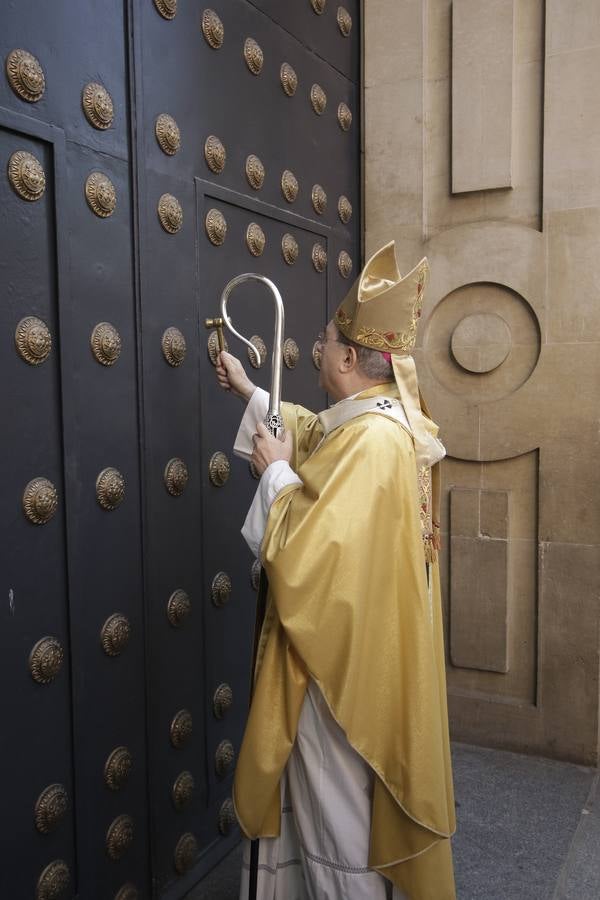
[334,307,352,328]
[354,327,412,351]
[418,464,436,563]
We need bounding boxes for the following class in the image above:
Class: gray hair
[336,327,394,381]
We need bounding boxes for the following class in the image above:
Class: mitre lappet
[334,241,445,562]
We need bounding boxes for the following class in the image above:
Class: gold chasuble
[234,242,456,900]
[233,385,456,900]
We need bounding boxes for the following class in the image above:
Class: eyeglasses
[316,331,343,347]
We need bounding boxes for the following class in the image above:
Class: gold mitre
[334,240,429,353]
[335,240,445,478]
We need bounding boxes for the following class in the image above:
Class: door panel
[1,0,360,895]
[0,119,77,899]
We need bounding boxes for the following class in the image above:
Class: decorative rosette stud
[155,113,181,155]
[244,38,263,75]
[8,151,45,201]
[281,169,299,202]
[280,63,298,96]
[310,83,327,115]
[6,49,45,102]
[204,135,226,173]
[157,193,183,233]
[82,82,114,129]
[85,172,116,217]
[202,9,224,47]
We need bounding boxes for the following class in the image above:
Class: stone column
[364,0,600,764]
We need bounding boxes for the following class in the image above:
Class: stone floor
[185,742,600,900]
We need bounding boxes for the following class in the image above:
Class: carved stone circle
[91,322,121,366]
[451,313,513,374]
[8,150,46,201]
[96,468,125,510]
[15,316,51,365]
[85,172,116,217]
[82,82,114,130]
[158,193,183,233]
[23,478,58,525]
[6,49,45,102]
[155,113,181,155]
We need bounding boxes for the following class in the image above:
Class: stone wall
[364,0,600,764]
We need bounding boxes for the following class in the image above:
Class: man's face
[317,320,344,394]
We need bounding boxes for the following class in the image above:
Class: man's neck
[337,379,394,402]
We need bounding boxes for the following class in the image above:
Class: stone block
[451,0,514,193]
[450,489,510,673]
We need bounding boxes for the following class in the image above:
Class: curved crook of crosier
[220,273,286,438]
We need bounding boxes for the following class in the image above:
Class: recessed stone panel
[450,488,510,674]
[451,0,514,193]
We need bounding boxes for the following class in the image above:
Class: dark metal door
[0,2,150,898]
[1,1,360,897]
[133,1,360,894]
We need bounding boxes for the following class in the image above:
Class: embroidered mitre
[334,240,428,353]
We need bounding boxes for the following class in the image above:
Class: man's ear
[341,344,358,372]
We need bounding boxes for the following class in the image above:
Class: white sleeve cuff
[241,461,303,558]
[233,388,270,460]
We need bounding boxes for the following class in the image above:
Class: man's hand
[251,422,293,476]
[216,351,256,401]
